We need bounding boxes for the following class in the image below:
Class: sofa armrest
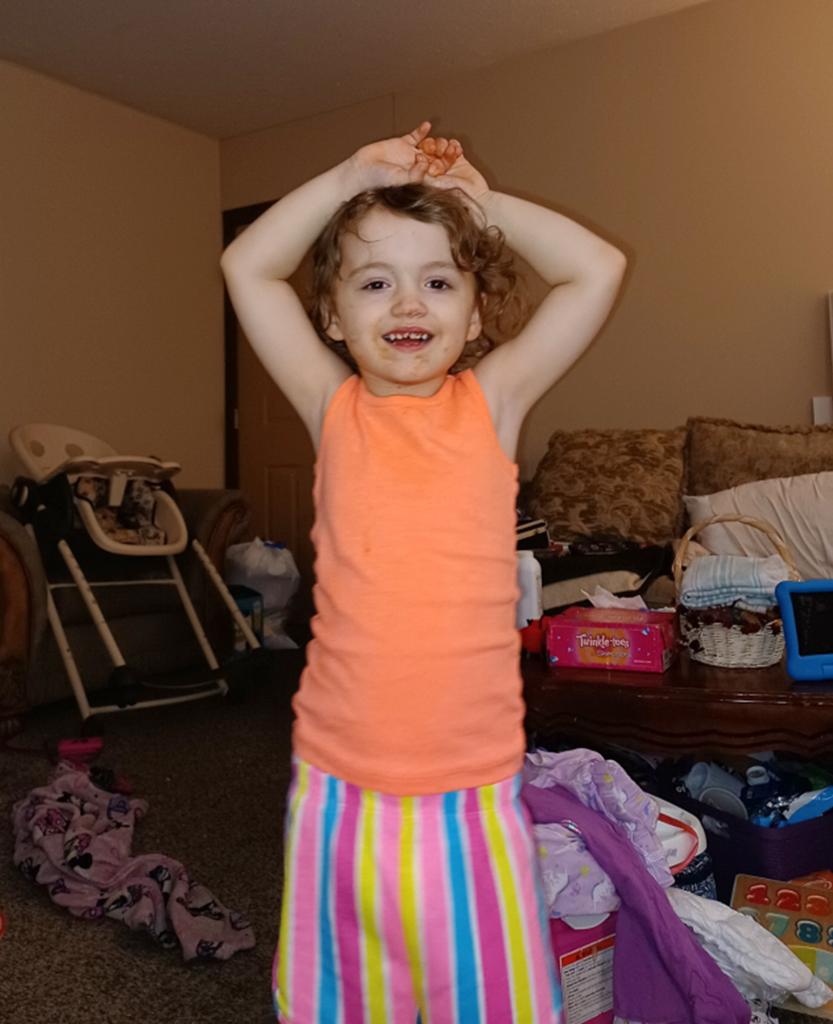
[0,505,47,686]
[176,488,253,571]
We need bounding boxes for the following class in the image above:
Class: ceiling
[1,0,712,139]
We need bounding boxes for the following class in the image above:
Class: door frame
[222,199,273,488]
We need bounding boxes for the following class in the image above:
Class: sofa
[520,416,833,612]
[0,485,253,712]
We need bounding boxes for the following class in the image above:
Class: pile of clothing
[12,763,254,960]
[524,748,833,1024]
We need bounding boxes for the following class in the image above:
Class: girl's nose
[391,288,426,317]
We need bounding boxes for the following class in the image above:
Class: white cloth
[667,886,833,1008]
[679,552,791,611]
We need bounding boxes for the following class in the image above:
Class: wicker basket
[673,514,801,668]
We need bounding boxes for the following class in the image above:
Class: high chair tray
[49,455,181,482]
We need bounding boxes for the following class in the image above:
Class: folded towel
[680,553,791,610]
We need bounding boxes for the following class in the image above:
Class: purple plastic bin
[674,792,833,902]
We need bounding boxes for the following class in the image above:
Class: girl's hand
[418,136,491,202]
[347,122,433,191]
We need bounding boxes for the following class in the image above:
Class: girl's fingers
[408,152,429,182]
[442,141,462,167]
[415,133,466,179]
[436,139,462,170]
[418,137,452,157]
[406,122,432,146]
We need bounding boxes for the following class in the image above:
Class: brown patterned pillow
[686,417,833,495]
[527,427,686,544]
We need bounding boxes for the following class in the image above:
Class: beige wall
[221,95,395,211]
[1,60,224,488]
[220,0,833,480]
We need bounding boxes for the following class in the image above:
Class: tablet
[775,580,833,681]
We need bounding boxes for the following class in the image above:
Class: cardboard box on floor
[549,914,617,1024]
[731,873,833,1020]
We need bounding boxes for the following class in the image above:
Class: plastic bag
[224,538,300,649]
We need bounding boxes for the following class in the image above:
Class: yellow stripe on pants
[400,797,426,1015]
[358,789,387,1023]
[480,784,534,1021]
[277,761,309,1010]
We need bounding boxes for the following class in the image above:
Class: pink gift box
[546,607,677,673]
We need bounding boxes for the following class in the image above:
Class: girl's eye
[426,278,451,290]
[362,280,388,290]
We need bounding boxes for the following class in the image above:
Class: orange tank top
[292,369,525,795]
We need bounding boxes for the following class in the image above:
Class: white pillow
[683,472,833,581]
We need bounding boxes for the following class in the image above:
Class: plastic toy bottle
[516,551,543,629]
[742,765,778,817]
[744,764,809,826]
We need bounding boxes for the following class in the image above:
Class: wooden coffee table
[522,654,833,758]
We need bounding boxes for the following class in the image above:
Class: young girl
[222,122,626,1024]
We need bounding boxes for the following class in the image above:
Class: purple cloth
[525,748,672,886]
[524,748,673,917]
[12,765,255,961]
[523,782,750,1024]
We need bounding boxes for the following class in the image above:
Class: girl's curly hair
[309,183,526,371]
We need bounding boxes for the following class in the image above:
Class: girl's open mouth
[382,330,433,351]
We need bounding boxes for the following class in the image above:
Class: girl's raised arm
[426,140,626,437]
[220,123,437,445]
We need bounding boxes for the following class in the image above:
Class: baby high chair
[9,423,263,727]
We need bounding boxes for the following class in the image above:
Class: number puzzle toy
[732,873,833,1019]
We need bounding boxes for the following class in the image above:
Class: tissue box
[549,913,617,1024]
[546,607,677,673]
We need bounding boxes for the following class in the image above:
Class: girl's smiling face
[324,206,482,397]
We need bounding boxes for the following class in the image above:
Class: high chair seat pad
[75,491,187,556]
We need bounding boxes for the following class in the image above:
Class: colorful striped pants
[274,759,562,1023]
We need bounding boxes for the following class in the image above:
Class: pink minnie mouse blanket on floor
[12,764,254,961]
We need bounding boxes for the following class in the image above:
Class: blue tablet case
[776,579,833,681]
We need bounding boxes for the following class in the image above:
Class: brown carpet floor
[0,651,304,1024]
[5,657,821,1024]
